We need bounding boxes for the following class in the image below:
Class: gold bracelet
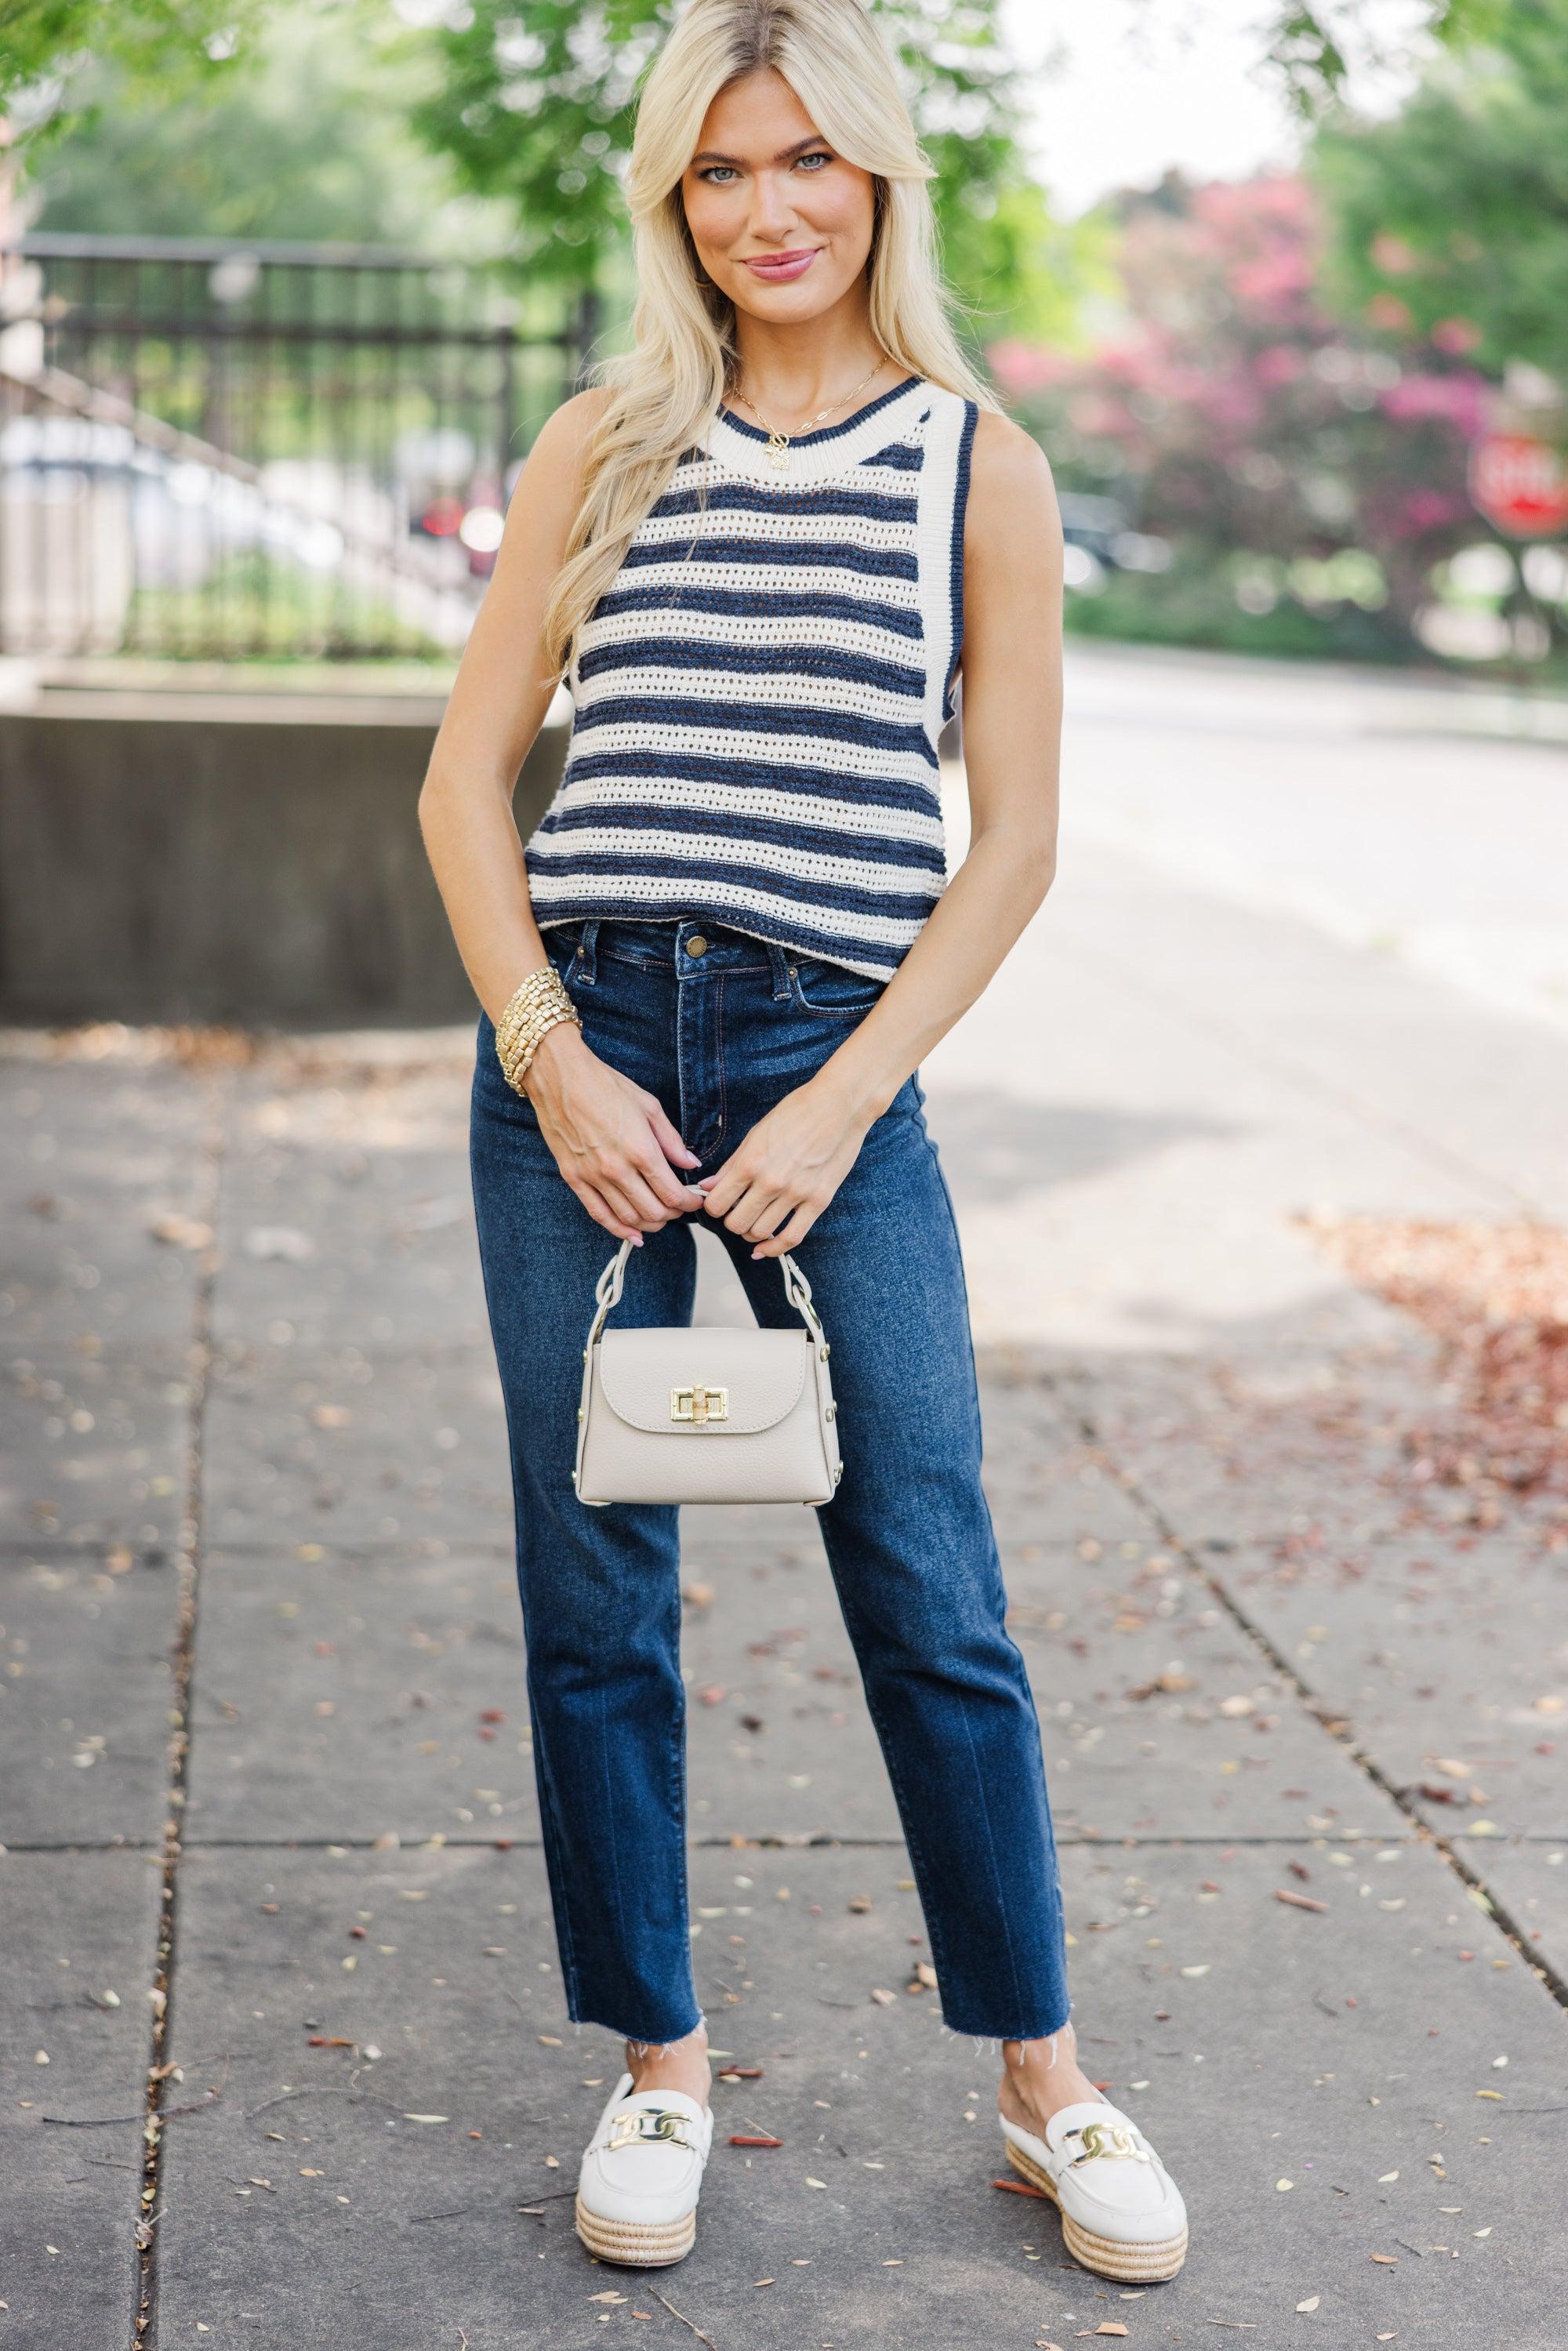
[494,964,568,1065]
[495,966,581,1096]
[495,962,564,1042]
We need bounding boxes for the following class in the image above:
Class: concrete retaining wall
[0,693,566,1027]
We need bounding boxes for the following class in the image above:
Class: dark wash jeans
[469,916,1070,2044]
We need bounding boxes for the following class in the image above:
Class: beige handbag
[573,1238,842,1507]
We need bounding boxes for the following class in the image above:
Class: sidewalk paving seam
[122,1830,1428,1852]
[132,1076,229,2351]
[1057,1388,1568,2019]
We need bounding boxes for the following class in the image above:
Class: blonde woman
[419,0,1187,2284]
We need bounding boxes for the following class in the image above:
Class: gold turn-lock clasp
[605,2106,699,2153]
[670,1383,728,1425]
[1070,2121,1150,2166]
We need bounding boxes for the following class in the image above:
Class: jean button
[686,934,708,958]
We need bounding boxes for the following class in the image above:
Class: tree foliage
[994,174,1491,648]
[1255,0,1503,113]
[0,0,269,129]
[17,0,497,253]
[1312,0,1568,386]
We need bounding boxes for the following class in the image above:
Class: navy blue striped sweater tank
[524,372,979,981]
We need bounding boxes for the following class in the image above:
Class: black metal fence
[0,234,590,662]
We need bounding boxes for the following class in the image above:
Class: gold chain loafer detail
[1000,2099,1188,2283]
[575,2073,713,2268]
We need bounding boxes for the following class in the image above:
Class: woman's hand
[524,1024,706,1243]
[697,1075,871,1257]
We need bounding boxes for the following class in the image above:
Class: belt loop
[575,918,601,985]
[766,941,791,1000]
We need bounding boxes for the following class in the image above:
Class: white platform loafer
[1000,2099,1188,2283]
[575,2073,714,2267]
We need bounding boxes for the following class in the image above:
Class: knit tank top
[523,372,979,982]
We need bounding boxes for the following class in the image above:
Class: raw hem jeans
[469,916,1071,2046]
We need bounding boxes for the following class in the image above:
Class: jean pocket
[788,955,888,1018]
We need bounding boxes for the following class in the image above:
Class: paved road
[3,648,1566,2348]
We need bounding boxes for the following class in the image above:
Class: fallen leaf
[730,2135,782,2148]
[588,2290,627,2304]
[1296,2295,1320,2312]
[1378,2171,1399,2183]
[401,2114,449,2125]
[1370,2252,1398,2265]
[869,1988,897,2006]
[1276,2178,1294,2192]
[804,2175,826,2190]
[1095,2327,1129,2339]
[1274,1889,1330,1914]
[1181,1965,1210,1978]
[150,1213,213,1250]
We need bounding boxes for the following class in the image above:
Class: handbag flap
[597,1326,808,1435]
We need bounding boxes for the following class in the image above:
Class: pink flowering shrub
[996,172,1496,647]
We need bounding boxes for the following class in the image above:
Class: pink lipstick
[742,249,821,282]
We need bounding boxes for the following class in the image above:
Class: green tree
[1256,0,1504,113]
[1312,0,1568,385]
[1,0,269,127]
[20,0,504,255]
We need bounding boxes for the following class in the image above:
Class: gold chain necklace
[730,354,887,471]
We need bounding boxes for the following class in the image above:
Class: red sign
[1468,434,1568,538]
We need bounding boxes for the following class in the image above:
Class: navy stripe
[943,398,979,724]
[651,481,917,526]
[861,439,924,472]
[621,536,918,584]
[526,844,939,924]
[558,746,941,818]
[534,796,947,875]
[572,694,938,767]
[593,583,924,641]
[576,636,924,699]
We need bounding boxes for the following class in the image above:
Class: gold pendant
[764,430,790,471]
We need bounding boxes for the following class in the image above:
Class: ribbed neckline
[702,372,932,488]
[718,370,924,448]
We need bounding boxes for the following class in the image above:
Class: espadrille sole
[1004,2142,1188,2282]
[574,2193,697,2267]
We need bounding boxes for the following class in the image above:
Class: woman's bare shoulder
[964,406,1062,581]
[528,383,616,466]
[967,406,1057,510]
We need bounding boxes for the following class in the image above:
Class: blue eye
[796,151,831,171]
[699,165,739,184]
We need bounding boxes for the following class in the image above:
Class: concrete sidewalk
[4,815,1567,2346]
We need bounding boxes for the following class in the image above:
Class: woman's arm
[699,409,1063,1257]
[418,393,707,1243]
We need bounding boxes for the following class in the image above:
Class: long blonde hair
[541,0,997,675]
